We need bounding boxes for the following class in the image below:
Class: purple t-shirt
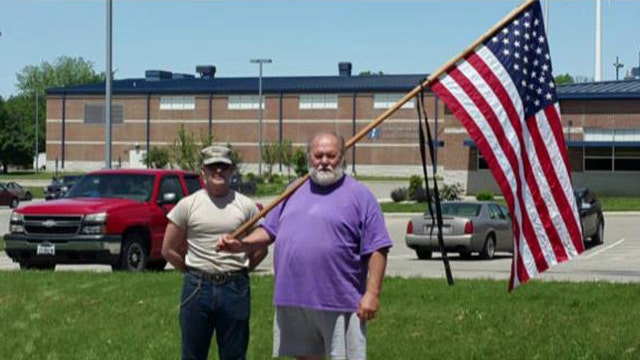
[261,175,393,312]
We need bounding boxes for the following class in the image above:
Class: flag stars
[545,93,553,100]
[538,36,545,43]
[503,49,510,56]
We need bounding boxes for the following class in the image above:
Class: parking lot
[2,202,639,284]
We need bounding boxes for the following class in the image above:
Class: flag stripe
[449,56,550,275]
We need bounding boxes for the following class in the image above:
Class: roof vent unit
[145,70,172,81]
[339,62,352,77]
[172,73,195,80]
[196,65,217,79]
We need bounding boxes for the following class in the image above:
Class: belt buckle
[209,272,229,285]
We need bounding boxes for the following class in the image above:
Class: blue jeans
[179,270,250,360]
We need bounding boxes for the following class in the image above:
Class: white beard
[310,165,344,187]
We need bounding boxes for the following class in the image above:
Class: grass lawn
[0,271,638,360]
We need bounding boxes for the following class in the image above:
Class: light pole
[614,56,624,81]
[35,86,39,173]
[250,58,272,175]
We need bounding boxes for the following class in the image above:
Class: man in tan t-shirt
[162,145,265,360]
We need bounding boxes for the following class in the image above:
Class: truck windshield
[65,174,156,201]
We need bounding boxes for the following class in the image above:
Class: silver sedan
[405,201,513,260]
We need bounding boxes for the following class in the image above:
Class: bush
[440,182,464,200]
[408,175,423,201]
[475,190,494,201]
[390,187,408,203]
[413,186,429,203]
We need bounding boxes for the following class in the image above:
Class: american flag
[430,0,584,290]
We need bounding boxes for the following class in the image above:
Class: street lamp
[250,58,272,175]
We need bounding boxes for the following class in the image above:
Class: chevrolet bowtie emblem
[42,220,57,228]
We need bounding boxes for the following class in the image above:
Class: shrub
[390,187,408,203]
[293,148,308,177]
[408,175,423,201]
[441,182,464,200]
[475,190,494,201]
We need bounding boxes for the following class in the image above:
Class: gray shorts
[273,306,367,360]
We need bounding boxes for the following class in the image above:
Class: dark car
[1,181,33,201]
[0,183,20,208]
[44,175,81,200]
[575,188,604,245]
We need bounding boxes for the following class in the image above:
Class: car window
[440,203,481,217]
[66,174,155,201]
[159,175,184,201]
[488,204,506,219]
[498,205,510,219]
[183,174,203,195]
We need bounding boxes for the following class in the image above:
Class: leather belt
[186,266,247,285]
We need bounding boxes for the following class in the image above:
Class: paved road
[2,198,639,284]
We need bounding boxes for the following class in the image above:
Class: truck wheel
[113,233,148,271]
[416,249,432,260]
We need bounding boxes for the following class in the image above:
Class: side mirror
[158,192,177,205]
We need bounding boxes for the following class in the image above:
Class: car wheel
[9,197,19,208]
[591,218,604,245]
[25,191,33,201]
[480,235,496,260]
[416,250,432,260]
[113,233,148,271]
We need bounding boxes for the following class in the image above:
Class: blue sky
[1,0,639,98]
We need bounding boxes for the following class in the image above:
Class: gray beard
[310,166,344,186]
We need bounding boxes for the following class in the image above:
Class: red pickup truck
[4,169,203,271]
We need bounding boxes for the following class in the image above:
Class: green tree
[279,139,294,180]
[171,125,201,171]
[262,142,279,178]
[554,73,574,85]
[0,96,37,173]
[144,146,170,169]
[2,56,104,172]
[359,70,384,76]
[292,147,308,177]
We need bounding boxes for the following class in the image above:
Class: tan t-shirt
[167,189,260,273]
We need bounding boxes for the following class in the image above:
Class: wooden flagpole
[231,0,536,239]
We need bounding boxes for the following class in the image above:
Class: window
[478,151,489,170]
[84,104,123,124]
[584,147,612,171]
[614,147,640,171]
[183,175,203,194]
[228,95,264,110]
[299,94,338,109]
[373,93,414,109]
[159,175,184,201]
[159,96,195,110]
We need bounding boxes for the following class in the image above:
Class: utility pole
[105,0,113,169]
[250,58,272,175]
[614,56,624,81]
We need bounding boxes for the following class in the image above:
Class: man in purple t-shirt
[218,131,392,359]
